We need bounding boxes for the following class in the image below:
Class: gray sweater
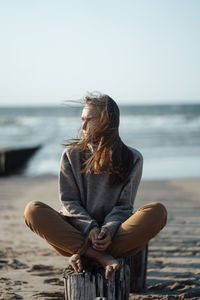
[58,145,143,238]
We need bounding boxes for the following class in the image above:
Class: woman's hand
[92,227,112,251]
[88,227,100,245]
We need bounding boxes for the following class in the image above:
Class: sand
[0,175,200,300]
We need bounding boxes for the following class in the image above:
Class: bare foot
[99,255,119,279]
[69,254,83,273]
[85,247,119,279]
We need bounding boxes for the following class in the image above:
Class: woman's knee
[24,201,45,223]
[139,201,167,227]
[150,202,167,227]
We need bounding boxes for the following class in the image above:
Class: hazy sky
[0,0,200,106]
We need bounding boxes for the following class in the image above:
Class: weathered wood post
[126,244,148,292]
[63,244,148,300]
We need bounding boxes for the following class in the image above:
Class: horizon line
[0,100,200,108]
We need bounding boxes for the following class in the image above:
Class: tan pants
[24,201,167,258]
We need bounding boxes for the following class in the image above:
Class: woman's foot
[103,257,119,279]
[69,254,83,273]
[85,247,119,279]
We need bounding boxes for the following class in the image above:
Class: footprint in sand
[28,264,62,277]
[0,258,28,270]
[0,292,23,300]
[0,259,9,269]
[33,291,64,299]
[44,277,63,286]
[0,278,27,300]
[28,264,55,272]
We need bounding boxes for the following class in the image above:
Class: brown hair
[64,93,134,186]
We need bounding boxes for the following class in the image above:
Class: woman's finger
[93,240,111,251]
[98,231,105,240]
[93,244,106,251]
[94,240,106,245]
[95,237,110,245]
[93,244,109,251]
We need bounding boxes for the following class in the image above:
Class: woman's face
[81,104,101,138]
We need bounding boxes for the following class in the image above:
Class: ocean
[0,103,200,180]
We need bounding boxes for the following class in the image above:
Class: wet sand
[0,176,200,299]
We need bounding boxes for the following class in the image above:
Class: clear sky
[0,0,200,106]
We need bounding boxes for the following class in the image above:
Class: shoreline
[0,176,200,299]
[4,173,200,181]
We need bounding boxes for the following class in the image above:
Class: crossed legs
[24,201,167,278]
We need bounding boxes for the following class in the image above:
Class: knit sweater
[58,145,143,238]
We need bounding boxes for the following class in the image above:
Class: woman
[24,93,167,279]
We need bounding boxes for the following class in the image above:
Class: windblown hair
[65,93,134,186]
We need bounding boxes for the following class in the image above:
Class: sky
[0,0,200,106]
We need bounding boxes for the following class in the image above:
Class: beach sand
[0,175,200,299]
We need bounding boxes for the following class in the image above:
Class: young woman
[24,94,167,279]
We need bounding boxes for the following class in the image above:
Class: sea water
[0,103,200,180]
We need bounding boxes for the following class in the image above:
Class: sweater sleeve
[59,150,99,236]
[102,155,143,238]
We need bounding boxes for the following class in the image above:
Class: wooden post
[126,244,148,292]
[63,244,148,300]
[64,258,130,300]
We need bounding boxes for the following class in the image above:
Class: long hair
[64,93,134,186]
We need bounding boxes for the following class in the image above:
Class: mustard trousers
[24,201,167,258]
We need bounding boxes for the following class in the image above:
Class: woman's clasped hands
[88,226,112,251]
